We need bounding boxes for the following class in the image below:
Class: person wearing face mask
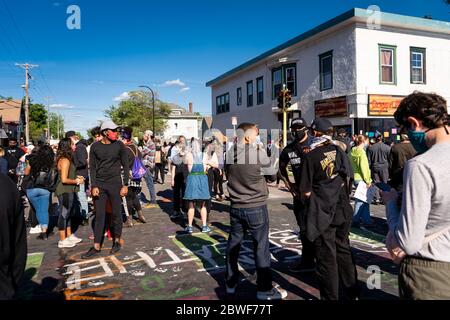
[350,135,373,228]
[381,92,450,299]
[225,122,287,300]
[299,118,359,300]
[278,118,316,273]
[82,121,129,259]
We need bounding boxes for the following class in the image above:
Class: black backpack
[33,168,59,192]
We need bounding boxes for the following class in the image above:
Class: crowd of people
[1,91,449,300]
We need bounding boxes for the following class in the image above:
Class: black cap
[290,117,307,130]
[311,118,333,133]
[65,131,76,139]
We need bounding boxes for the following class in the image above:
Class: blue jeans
[352,181,371,224]
[26,188,50,229]
[77,183,89,219]
[144,169,156,203]
[225,205,272,292]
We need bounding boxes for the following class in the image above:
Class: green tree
[49,113,65,140]
[29,103,48,143]
[105,90,171,138]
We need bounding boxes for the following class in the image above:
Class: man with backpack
[121,127,146,225]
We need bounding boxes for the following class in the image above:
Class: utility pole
[45,96,52,142]
[16,63,39,145]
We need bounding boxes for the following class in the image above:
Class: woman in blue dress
[184,139,212,233]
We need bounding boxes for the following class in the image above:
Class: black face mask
[292,128,308,141]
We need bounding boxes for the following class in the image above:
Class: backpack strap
[126,145,138,158]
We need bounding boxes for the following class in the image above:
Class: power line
[0,0,55,98]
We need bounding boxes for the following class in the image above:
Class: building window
[247,81,253,107]
[237,87,242,106]
[319,51,333,91]
[272,63,297,99]
[256,77,264,105]
[379,45,396,84]
[410,47,426,84]
[216,93,230,114]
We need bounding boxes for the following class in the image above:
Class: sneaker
[124,216,133,228]
[67,234,83,244]
[29,226,42,234]
[58,238,76,249]
[110,242,122,254]
[81,247,101,259]
[144,203,158,209]
[185,226,193,234]
[226,284,236,294]
[170,211,182,219]
[215,195,223,202]
[202,225,211,233]
[289,261,316,273]
[36,232,48,241]
[137,212,147,224]
[257,286,288,300]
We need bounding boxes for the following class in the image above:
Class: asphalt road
[20,180,399,300]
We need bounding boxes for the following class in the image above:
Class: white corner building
[207,8,450,141]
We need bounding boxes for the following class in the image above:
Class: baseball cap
[65,131,76,139]
[290,117,307,130]
[100,120,119,132]
[310,118,333,133]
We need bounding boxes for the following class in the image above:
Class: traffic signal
[285,90,292,109]
[277,90,284,109]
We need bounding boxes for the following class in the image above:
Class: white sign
[353,181,377,204]
[231,117,237,126]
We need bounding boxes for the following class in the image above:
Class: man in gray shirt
[367,135,391,204]
[382,92,450,299]
[225,122,287,300]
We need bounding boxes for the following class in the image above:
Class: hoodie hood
[350,146,366,160]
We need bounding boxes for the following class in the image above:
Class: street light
[139,86,155,135]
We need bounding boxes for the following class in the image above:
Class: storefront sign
[314,96,347,118]
[368,95,405,116]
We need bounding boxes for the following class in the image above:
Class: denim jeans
[26,188,50,229]
[352,181,371,224]
[225,205,272,292]
[77,183,89,219]
[144,168,156,203]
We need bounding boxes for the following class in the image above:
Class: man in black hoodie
[66,131,89,224]
[300,118,359,300]
[0,173,27,300]
[4,138,25,184]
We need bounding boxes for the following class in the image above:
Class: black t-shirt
[89,140,129,187]
[4,147,25,171]
[279,139,309,184]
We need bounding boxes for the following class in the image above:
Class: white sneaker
[257,286,288,300]
[29,226,42,234]
[67,234,83,244]
[58,238,76,248]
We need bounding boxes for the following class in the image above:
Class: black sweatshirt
[89,140,129,188]
[0,174,27,300]
[73,141,89,178]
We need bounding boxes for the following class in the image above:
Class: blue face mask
[407,130,429,154]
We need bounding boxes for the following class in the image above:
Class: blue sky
[0,0,449,136]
